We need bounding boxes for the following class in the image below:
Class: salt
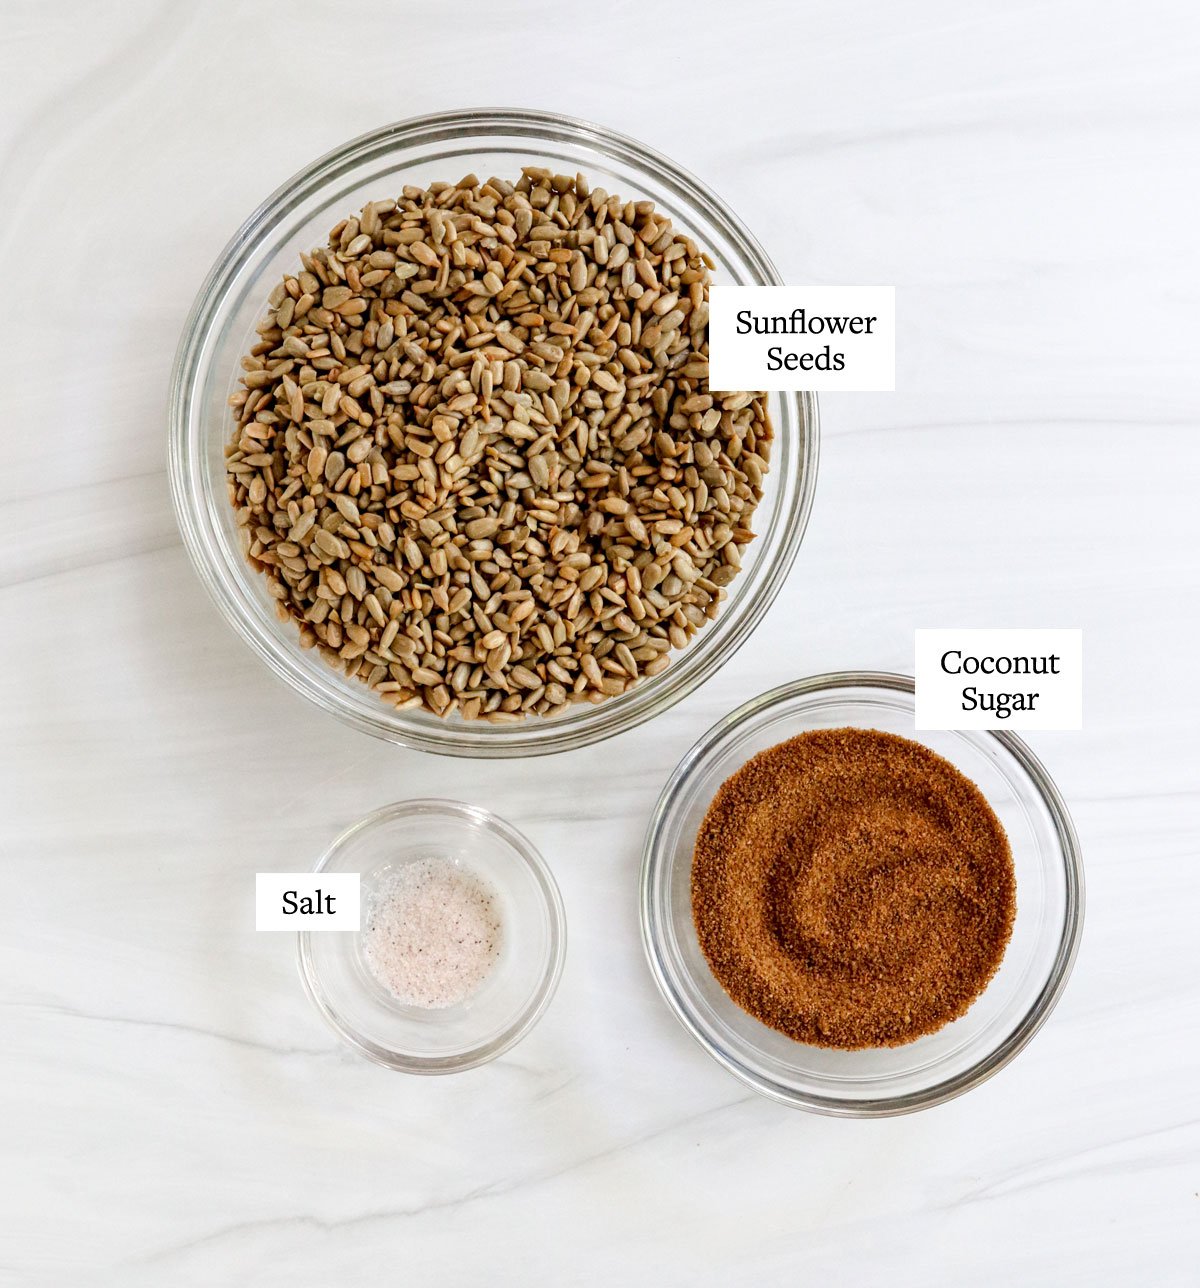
[361,857,502,1009]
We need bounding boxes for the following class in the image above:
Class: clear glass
[640,673,1085,1116]
[299,799,565,1073]
[169,108,819,757]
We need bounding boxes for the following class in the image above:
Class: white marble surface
[3,2,1199,1284]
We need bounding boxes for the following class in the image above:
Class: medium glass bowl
[299,799,565,1073]
[640,673,1084,1116]
[169,107,819,757]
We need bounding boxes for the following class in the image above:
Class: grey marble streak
[3,1,1200,1285]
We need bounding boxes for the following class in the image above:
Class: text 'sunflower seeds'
[226,169,771,721]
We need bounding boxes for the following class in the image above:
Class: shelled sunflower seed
[225,169,771,722]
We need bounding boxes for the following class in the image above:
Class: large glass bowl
[169,108,818,757]
[640,673,1085,1116]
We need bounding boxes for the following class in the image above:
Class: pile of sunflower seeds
[225,169,771,721]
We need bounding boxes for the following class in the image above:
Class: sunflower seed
[226,172,773,722]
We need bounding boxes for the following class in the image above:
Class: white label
[255,873,361,931]
[708,284,895,392]
[915,629,1083,730]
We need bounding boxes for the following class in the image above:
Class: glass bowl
[640,673,1084,1115]
[168,107,818,757]
[298,799,565,1073]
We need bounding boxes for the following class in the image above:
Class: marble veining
[3,2,1199,1284]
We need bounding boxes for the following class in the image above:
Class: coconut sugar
[691,728,1016,1049]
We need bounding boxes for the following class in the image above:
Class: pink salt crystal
[361,857,502,1008]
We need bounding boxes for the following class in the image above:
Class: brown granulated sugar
[691,728,1016,1049]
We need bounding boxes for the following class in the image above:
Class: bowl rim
[297,797,566,1073]
[168,106,819,758]
[639,671,1086,1116]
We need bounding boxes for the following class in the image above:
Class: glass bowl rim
[167,106,820,758]
[639,670,1086,1116]
[297,797,566,1073]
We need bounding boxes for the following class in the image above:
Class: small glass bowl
[299,799,565,1073]
[640,673,1084,1116]
[168,107,819,758]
